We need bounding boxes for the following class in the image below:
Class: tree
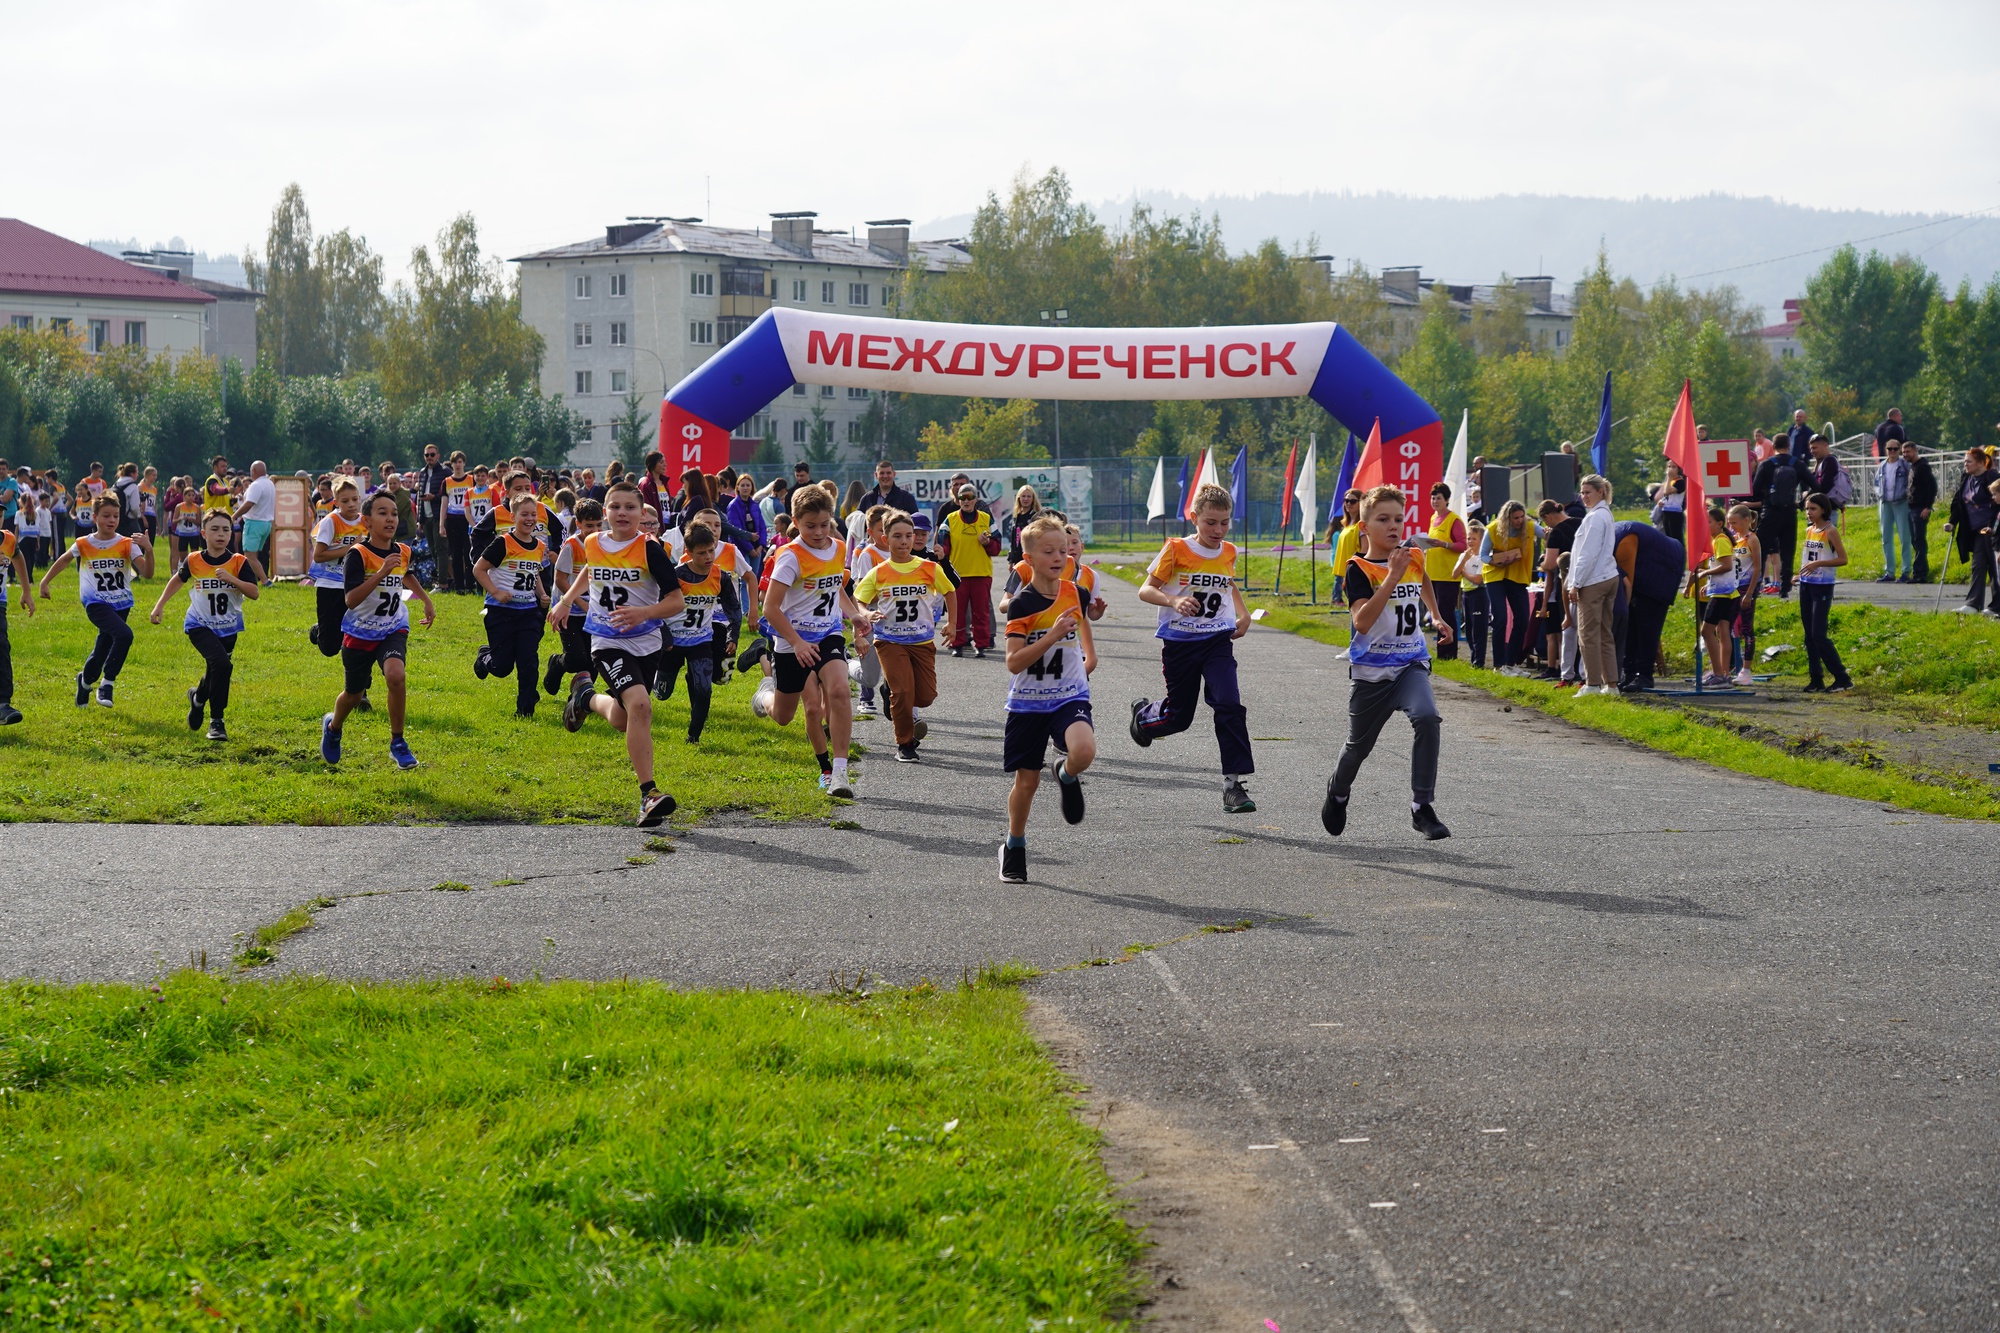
[1396,291,1479,432]
[375,214,544,409]
[0,362,32,466]
[611,392,655,474]
[1471,352,1559,465]
[800,405,842,471]
[1130,400,1219,459]
[916,398,1043,465]
[1799,245,1939,415]
[1916,276,2000,449]
[317,228,385,376]
[242,184,384,377]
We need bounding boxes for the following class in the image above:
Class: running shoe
[1128,698,1152,748]
[205,720,227,741]
[1761,581,1780,595]
[1733,668,1754,687]
[830,773,855,800]
[74,672,89,707]
[895,743,920,763]
[1411,803,1452,841]
[1828,679,1854,693]
[853,701,876,721]
[999,842,1028,883]
[320,713,341,765]
[1320,780,1347,837]
[187,686,204,730]
[1222,778,1256,814]
[736,639,769,673]
[913,719,928,741]
[389,737,419,770]
[1054,763,1085,825]
[308,623,319,646]
[817,771,833,794]
[95,681,114,708]
[1801,681,1826,693]
[1700,672,1731,687]
[879,682,893,720]
[562,678,593,732]
[974,647,987,659]
[354,695,372,712]
[638,788,676,827]
[0,704,22,726]
[751,678,777,718]
[473,647,491,680]
[543,654,566,696]
[948,645,964,658]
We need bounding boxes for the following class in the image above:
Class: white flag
[1446,410,1470,519]
[1184,448,1222,521]
[1144,455,1167,522]
[1293,434,1317,540]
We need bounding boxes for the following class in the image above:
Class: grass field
[0,970,1140,1330]
[0,572,838,826]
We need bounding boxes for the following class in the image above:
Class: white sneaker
[752,679,777,717]
[1733,669,1754,686]
[1955,604,1980,614]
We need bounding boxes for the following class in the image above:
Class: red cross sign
[1698,439,1754,498]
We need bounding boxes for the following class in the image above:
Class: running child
[319,491,435,770]
[547,479,684,825]
[543,497,602,698]
[442,452,474,592]
[170,485,203,566]
[1128,483,1257,814]
[0,515,32,725]
[998,513,1097,883]
[853,510,956,762]
[472,489,551,718]
[849,504,892,718]
[1001,523,1104,620]
[656,520,741,743]
[309,478,370,659]
[464,464,501,537]
[689,506,744,685]
[38,494,154,708]
[761,483,863,797]
[147,508,261,741]
[1320,484,1454,841]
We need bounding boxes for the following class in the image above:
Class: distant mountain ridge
[915,192,2000,316]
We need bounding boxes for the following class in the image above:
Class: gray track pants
[1329,665,1441,805]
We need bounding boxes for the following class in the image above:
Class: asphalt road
[3,567,1995,1329]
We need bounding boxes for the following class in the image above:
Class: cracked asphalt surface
[4,567,1995,1329]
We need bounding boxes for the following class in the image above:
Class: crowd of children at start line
[0,473,1457,880]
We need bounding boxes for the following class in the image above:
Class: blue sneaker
[389,736,418,770]
[320,713,341,765]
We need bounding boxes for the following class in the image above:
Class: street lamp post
[1038,308,1069,464]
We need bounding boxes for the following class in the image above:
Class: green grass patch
[0,573,833,826]
[0,973,1140,1328]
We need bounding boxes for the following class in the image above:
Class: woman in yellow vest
[1480,501,1535,671]
[1422,482,1467,659]
[1327,488,1363,607]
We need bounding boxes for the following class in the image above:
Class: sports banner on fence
[896,466,1095,543]
[662,308,1441,534]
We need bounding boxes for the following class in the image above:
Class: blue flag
[1228,445,1249,522]
[1331,430,1360,510]
[1590,371,1613,476]
[1175,455,1189,521]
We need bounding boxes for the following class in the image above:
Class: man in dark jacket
[859,460,917,516]
[1751,435,1804,594]
[1787,409,1814,455]
[1947,447,1999,613]
[1904,439,1938,581]
[1873,408,1906,459]
[1613,519,1684,692]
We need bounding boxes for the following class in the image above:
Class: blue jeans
[1877,500,1912,576]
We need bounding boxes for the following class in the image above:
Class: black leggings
[446,515,472,592]
[187,627,236,722]
[315,586,345,656]
[1490,581,1533,667]
[657,642,716,740]
[1799,583,1849,687]
[482,607,545,714]
[83,603,133,684]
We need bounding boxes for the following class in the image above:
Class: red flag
[1279,442,1299,528]
[1349,418,1385,492]
[1183,448,1219,522]
[1662,379,1708,571]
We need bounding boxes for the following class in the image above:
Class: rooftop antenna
[706,176,711,224]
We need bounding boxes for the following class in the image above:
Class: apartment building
[0,218,216,358]
[513,213,970,468]
[1374,266,1578,358]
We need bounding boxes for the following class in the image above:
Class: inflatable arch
[659,310,1441,529]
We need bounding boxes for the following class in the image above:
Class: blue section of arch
[663,309,1439,442]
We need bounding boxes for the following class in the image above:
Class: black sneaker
[474,647,492,680]
[1828,679,1854,693]
[999,842,1028,883]
[95,681,114,709]
[307,622,319,646]
[1128,698,1152,748]
[187,686,204,731]
[543,654,566,696]
[949,645,964,658]
[1054,763,1085,824]
[205,720,227,741]
[913,719,928,741]
[1223,778,1256,814]
[895,743,920,763]
[1801,681,1826,694]
[75,672,90,707]
[1321,780,1348,837]
[354,694,372,712]
[974,647,987,659]
[1411,803,1451,840]
[638,788,677,827]
[736,639,769,674]
[562,678,593,732]
[879,682,893,720]
[0,704,22,726]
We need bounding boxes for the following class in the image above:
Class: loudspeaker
[1541,452,1579,505]
[1479,464,1511,511]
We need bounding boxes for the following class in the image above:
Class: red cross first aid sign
[1698,439,1755,498]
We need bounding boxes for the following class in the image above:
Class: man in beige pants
[1568,474,1621,694]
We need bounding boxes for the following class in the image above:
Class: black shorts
[1702,595,1741,626]
[772,634,848,695]
[593,645,661,698]
[341,631,408,695]
[1003,698,1093,772]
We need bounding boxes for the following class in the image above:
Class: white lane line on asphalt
[1144,950,1436,1333]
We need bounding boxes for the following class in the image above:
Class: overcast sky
[9,0,1997,282]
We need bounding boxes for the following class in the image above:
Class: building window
[791,278,807,301]
[820,281,835,304]
[88,319,111,353]
[609,322,627,346]
[747,413,774,440]
[718,316,754,345]
[575,275,592,299]
[689,321,714,345]
[819,384,835,398]
[879,284,894,309]
[792,383,806,397]
[847,283,870,306]
[50,317,71,335]
[793,420,808,443]
[574,323,592,347]
[847,386,870,400]
[846,420,865,443]
[1555,328,1568,347]
[8,315,31,331]
[575,370,593,395]
[690,272,715,297]
[608,271,627,297]
[610,370,627,393]
[123,321,146,347]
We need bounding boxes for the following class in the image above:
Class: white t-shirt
[13,509,51,539]
[241,475,278,522]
